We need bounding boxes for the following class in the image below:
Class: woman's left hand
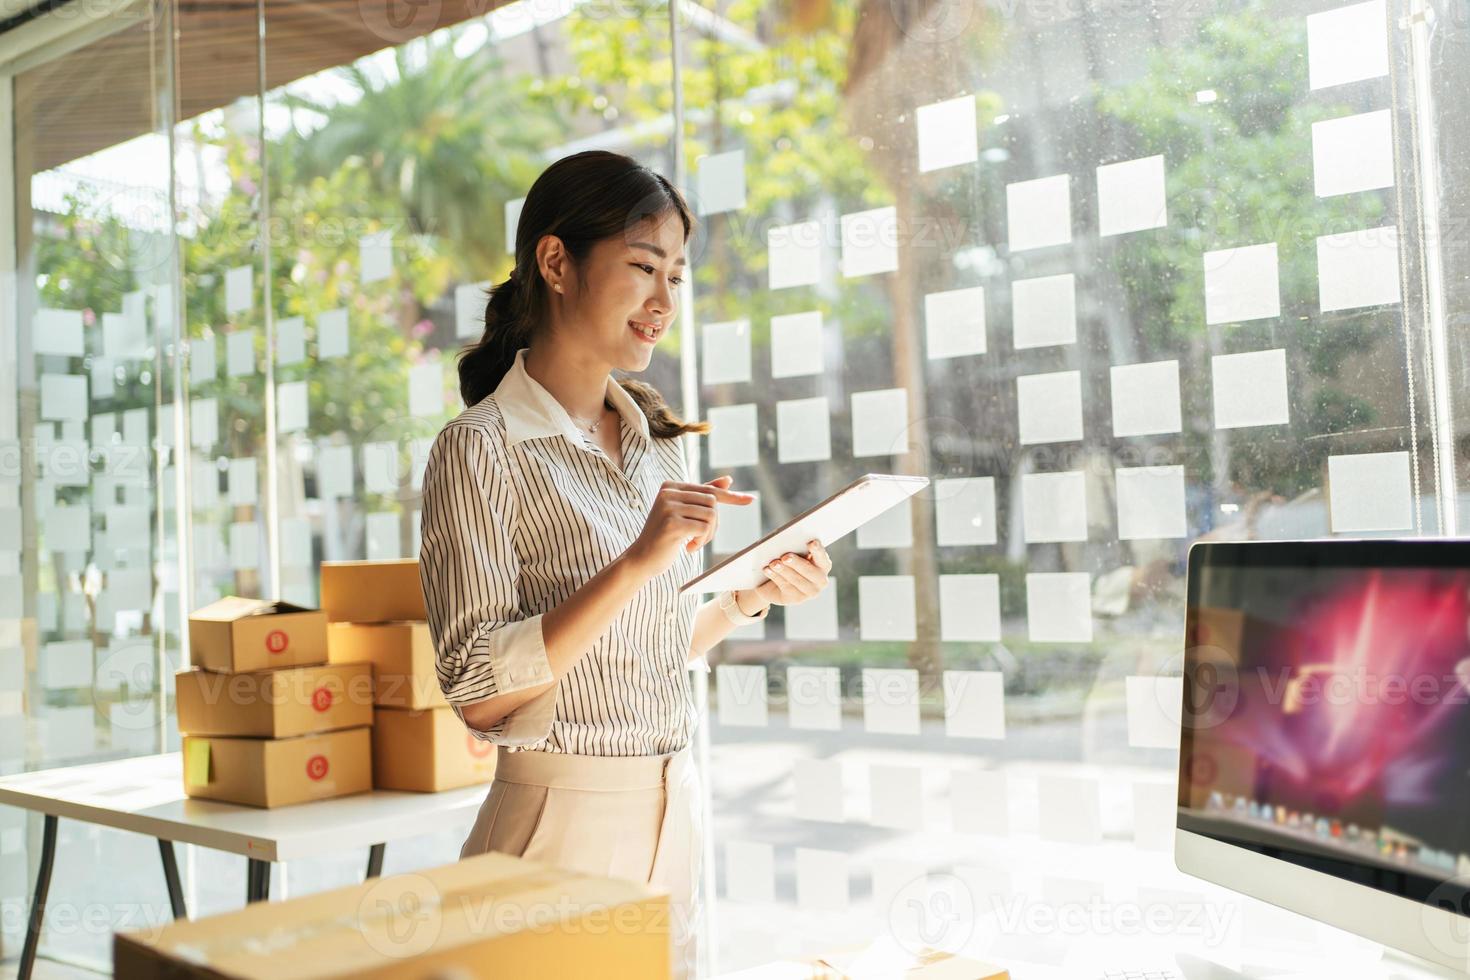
[751,539,832,608]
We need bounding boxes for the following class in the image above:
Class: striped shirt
[418,346,706,756]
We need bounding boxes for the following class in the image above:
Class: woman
[417,150,832,979]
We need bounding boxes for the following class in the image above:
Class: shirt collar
[494,346,651,449]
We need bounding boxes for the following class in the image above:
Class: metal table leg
[246,858,271,903]
[158,839,187,919]
[18,813,58,980]
[365,842,385,879]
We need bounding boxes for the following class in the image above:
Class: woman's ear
[536,234,569,294]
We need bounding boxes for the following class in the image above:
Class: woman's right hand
[625,475,754,578]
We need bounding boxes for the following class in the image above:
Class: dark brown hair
[456,150,709,440]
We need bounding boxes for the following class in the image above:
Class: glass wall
[1,0,1463,972]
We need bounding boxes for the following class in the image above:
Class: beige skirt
[461,744,704,980]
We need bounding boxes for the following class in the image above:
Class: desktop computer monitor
[1176,540,1470,972]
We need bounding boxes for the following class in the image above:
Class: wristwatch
[718,588,769,625]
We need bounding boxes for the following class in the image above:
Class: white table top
[0,753,488,862]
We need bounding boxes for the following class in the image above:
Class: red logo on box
[306,754,329,781]
[311,687,333,712]
[466,734,493,759]
[265,630,289,654]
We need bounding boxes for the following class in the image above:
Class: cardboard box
[189,596,328,673]
[182,727,372,808]
[113,850,671,979]
[712,939,1009,979]
[372,705,496,792]
[320,559,427,623]
[328,621,447,709]
[175,662,374,739]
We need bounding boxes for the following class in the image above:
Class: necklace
[568,399,613,434]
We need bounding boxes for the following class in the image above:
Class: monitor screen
[1179,542,1470,918]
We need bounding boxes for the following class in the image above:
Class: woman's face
[561,211,687,372]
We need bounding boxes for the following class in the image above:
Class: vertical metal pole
[256,0,282,597]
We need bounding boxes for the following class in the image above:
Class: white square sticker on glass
[1012,273,1076,349]
[724,840,775,904]
[714,490,760,554]
[935,476,996,546]
[1312,110,1393,197]
[939,574,1000,642]
[359,230,393,284]
[771,311,824,378]
[917,94,978,173]
[856,496,911,549]
[317,443,355,499]
[504,198,525,255]
[189,336,216,387]
[409,360,445,418]
[1327,450,1413,532]
[1116,465,1187,540]
[190,397,219,448]
[840,206,898,278]
[455,281,490,339]
[951,770,1009,835]
[701,319,752,385]
[1017,369,1083,445]
[1022,470,1088,544]
[1111,360,1181,437]
[226,329,256,378]
[785,582,839,642]
[1126,675,1182,749]
[34,309,84,357]
[1203,243,1280,324]
[1317,225,1400,312]
[225,265,252,315]
[869,765,924,830]
[776,397,831,464]
[363,441,400,495]
[851,387,908,457]
[695,149,746,215]
[1133,781,1177,851]
[366,512,400,560]
[794,757,843,821]
[227,457,258,507]
[1037,775,1102,844]
[795,848,849,911]
[858,576,916,642]
[317,308,349,358]
[277,381,309,433]
[1097,154,1167,237]
[39,375,87,422]
[787,665,841,727]
[1026,572,1092,642]
[229,521,259,571]
[768,220,822,290]
[1006,173,1071,252]
[862,666,919,734]
[192,458,219,510]
[1307,0,1388,90]
[706,403,758,469]
[276,316,306,365]
[943,669,1005,739]
[924,286,986,360]
[1212,349,1289,429]
[716,664,768,727]
[103,311,148,360]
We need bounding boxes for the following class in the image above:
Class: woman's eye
[670,277,684,287]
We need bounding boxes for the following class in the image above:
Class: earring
[554,283,563,293]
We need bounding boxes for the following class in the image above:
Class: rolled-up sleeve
[418,423,556,746]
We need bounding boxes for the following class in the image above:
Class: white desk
[0,752,488,980]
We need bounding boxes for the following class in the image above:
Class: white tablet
[679,473,930,594]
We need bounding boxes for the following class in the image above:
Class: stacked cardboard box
[322,559,497,792]
[179,597,374,808]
